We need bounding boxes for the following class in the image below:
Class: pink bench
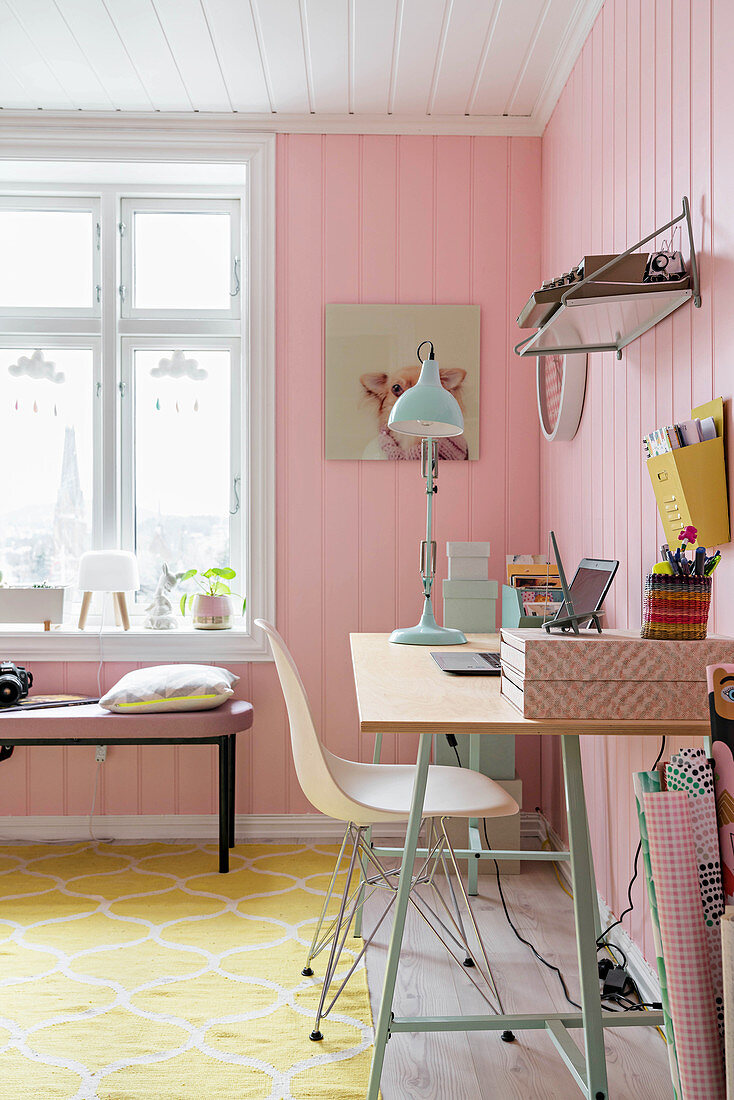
[0,699,254,872]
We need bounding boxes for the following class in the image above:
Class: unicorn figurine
[144,563,184,630]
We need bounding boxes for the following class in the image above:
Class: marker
[660,543,669,563]
[704,551,721,577]
[694,546,706,576]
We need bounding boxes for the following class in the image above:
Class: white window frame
[0,195,101,319]
[120,197,241,322]
[0,130,275,662]
[120,334,245,619]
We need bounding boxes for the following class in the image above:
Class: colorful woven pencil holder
[641,572,712,640]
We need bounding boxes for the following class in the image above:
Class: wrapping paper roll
[665,748,725,1044]
[721,909,734,1100]
[634,770,681,1098]
[645,791,725,1099]
[707,664,734,904]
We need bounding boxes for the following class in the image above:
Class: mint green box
[443,578,497,632]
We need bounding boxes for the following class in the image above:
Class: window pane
[133,212,232,310]
[0,348,94,593]
[133,348,232,602]
[0,210,94,308]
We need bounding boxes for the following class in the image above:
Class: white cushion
[100,664,238,714]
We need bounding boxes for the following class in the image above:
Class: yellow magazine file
[647,396,730,547]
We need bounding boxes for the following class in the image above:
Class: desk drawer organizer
[500,627,734,720]
[641,573,712,640]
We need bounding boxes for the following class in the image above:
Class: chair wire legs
[303,817,507,1040]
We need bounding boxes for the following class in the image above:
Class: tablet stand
[543,531,605,635]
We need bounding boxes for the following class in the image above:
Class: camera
[0,661,33,707]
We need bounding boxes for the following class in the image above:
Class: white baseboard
[536,812,661,1006]
[0,810,543,844]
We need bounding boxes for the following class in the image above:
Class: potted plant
[0,577,66,632]
[179,566,246,631]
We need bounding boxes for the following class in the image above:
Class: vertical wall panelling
[541,0,729,964]
[0,135,542,819]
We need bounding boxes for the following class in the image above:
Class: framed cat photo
[325,304,480,460]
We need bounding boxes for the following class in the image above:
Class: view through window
[0,187,244,623]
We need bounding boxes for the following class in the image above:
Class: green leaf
[241,596,247,615]
[179,569,197,582]
[180,594,188,617]
[206,566,236,580]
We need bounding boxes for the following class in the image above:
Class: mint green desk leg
[354,731,384,940]
[467,735,481,896]
[366,731,431,1100]
[562,734,609,1100]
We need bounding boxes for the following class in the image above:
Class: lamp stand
[390,439,467,646]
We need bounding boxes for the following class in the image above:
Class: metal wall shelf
[515,196,701,360]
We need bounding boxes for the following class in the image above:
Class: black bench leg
[218,737,229,873]
[227,734,236,848]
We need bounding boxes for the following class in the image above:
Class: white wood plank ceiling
[0,0,604,134]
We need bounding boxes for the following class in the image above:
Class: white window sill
[0,625,271,663]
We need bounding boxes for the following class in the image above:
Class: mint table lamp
[388,341,467,646]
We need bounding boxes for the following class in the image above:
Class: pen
[660,543,669,563]
[667,549,682,576]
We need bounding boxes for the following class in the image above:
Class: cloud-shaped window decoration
[8,350,65,384]
[151,350,208,381]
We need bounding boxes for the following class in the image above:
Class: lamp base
[389,599,467,646]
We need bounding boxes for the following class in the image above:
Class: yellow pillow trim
[116,694,221,708]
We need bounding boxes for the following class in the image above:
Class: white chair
[256,619,519,1041]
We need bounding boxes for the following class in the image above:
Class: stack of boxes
[442,542,497,631]
[439,541,522,874]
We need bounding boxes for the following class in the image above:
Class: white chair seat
[325,751,519,825]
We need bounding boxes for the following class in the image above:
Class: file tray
[647,397,730,548]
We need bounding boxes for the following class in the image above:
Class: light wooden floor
[361,861,673,1100]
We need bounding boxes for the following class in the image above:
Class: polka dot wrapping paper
[645,791,726,1099]
[664,748,725,1047]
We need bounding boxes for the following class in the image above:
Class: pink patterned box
[500,627,734,720]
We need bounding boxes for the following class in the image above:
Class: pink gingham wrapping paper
[645,791,726,1099]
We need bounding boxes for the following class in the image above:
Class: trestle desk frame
[350,633,708,1100]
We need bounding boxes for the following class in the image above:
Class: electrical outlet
[95,745,107,763]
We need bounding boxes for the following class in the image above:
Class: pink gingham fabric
[645,791,726,1099]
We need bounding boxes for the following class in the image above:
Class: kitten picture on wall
[325,304,480,459]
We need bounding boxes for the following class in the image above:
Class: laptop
[431,651,501,675]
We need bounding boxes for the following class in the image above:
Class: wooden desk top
[350,633,710,737]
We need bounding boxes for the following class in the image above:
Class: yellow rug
[0,842,374,1099]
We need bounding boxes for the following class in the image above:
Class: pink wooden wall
[3,134,542,819]
[539,0,733,962]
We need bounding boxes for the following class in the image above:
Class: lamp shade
[388,355,464,438]
[78,551,140,591]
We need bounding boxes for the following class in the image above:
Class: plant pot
[192,594,234,630]
[0,587,65,630]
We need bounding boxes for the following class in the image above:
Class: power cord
[595,736,666,953]
[448,737,580,1008]
[482,818,581,1010]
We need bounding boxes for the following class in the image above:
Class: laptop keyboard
[478,652,502,670]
